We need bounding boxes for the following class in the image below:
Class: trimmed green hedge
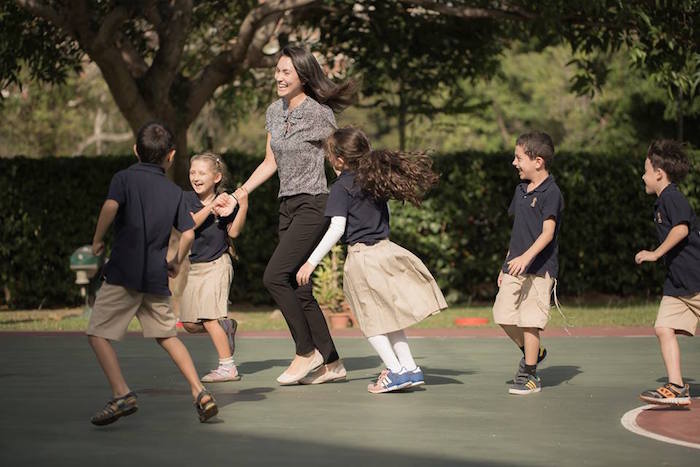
[1,151,697,309]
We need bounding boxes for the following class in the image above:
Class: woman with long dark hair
[215,46,356,385]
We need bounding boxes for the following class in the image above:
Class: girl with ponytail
[297,127,448,393]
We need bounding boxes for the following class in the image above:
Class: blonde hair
[190,152,230,194]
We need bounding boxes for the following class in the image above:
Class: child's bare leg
[655,327,683,386]
[523,328,540,366]
[88,335,131,397]
[156,336,208,401]
[499,324,524,347]
[182,322,206,334]
[202,319,232,359]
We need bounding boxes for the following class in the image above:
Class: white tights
[367,330,418,373]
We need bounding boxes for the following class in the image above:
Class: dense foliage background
[2,150,697,309]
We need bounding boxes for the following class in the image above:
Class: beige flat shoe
[299,360,347,385]
[276,350,323,385]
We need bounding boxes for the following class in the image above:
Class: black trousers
[263,193,340,363]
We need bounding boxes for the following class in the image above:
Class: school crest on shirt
[530,197,538,208]
[656,212,663,223]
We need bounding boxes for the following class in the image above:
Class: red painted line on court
[0,326,655,338]
[636,404,700,445]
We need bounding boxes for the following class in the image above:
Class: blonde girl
[181,153,248,382]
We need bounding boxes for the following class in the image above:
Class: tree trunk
[171,127,190,188]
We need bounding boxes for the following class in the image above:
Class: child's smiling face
[512,145,539,180]
[189,159,221,197]
[642,157,666,195]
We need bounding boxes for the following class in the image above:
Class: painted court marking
[621,400,700,450]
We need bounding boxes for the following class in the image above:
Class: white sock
[219,356,235,369]
[367,334,402,373]
[387,330,417,371]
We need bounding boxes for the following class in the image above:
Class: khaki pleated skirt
[179,254,233,323]
[343,239,447,337]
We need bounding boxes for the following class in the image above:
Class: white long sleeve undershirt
[307,216,347,267]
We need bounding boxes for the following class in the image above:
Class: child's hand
[635,250,658,264]
[167,259,181,278]
[212,193,237,217]
[92,240,104,256]
[507,255,531,276]
[296,262,316,286]
[497,270,503,287]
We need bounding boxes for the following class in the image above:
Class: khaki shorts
[492,273,553,330]
[655,293,700,336]
[86,283,177,341]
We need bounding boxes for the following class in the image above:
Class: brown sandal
[91,392,138,426]
[195,389,218,422]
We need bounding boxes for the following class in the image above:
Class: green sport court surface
[0,333,698,466]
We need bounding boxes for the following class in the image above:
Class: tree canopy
[2,1,698,181]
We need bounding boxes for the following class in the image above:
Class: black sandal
[91,391,138,426]
[195,389,218,422]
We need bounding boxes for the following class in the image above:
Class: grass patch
[0,302,659,332]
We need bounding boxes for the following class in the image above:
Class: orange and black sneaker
[640,383,691,406]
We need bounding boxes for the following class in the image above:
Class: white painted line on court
[621,402,700,450]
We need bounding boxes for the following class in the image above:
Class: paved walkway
[1,334,697,466]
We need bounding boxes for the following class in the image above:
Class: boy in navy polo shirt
[636,140,698,406]
[87,122,218,425]
[492,131,564,395]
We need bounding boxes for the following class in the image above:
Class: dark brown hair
[280,46,357,113]
[324,127,439,206]
[515,131,555,168]
[647,139,690,183]
[136,121,175,164]
[190,152,230,194]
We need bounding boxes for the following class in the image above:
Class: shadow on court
[1,334,698,466]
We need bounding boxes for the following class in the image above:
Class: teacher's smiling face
[274,55,304,100]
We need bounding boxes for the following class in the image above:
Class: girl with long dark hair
[297,127,448,393]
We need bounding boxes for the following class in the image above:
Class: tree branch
[187,0,320,124]
[93,5,131,53]
[144,0,193,105]
[397,0,536,21]
[15,0,75,38]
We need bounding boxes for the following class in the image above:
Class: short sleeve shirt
[265,97,336,198]
[184,191,237,264]
[654,184,700,296]
[503,176,564,278]
[104,163,195,295]
[324,171,390,245]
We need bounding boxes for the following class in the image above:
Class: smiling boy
[492,131,564,395]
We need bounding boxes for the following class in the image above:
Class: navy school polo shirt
[184,191,237,264]
[502,175,564,278]
[103,163,195,296]
[324,171,390,245]
[654,183,700,296]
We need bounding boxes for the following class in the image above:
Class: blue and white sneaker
[367,369,412,394]
[406,367,425,387]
